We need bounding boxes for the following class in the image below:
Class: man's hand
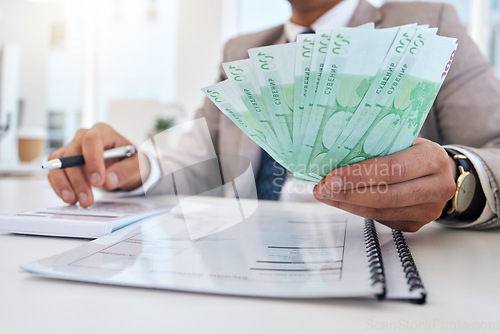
[47,123,146,207]
[313,138,457,232]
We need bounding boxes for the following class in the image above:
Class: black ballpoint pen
[41,145,137,170]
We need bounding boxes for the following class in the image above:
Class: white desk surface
[1,176,499,334]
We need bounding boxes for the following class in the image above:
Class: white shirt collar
[284,0,360,42]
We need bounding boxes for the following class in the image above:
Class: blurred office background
[0,0,496,163]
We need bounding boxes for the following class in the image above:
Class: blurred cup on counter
[17,127,47,162]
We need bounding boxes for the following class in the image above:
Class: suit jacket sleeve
[431,4,500,228]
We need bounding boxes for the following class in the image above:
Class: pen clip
[123,145,137,157]
[103,145,138,160]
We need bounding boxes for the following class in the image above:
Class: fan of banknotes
[202,23,458,182]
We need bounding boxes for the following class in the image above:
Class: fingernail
[61,189,73,202]
[329,175,343,190]
[90,173,101,186]
[107,172,119,188]
[78,192,88,205]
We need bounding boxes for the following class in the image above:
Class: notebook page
[22,197,382,299]
[377,223,426,302]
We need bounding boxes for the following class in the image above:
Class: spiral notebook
[21,198,426,303]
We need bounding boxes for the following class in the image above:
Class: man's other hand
[47,123,146,207]
[313,138,457,232]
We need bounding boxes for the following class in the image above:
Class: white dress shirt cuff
[437,145,496,228]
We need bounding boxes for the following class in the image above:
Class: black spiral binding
[363,219,386,300]
[392,229,427,304]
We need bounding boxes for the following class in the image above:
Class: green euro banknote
[325,27,437,159]
[295,29,331,166]
[306,24,422,177]
[304,25,423,177]
[248,43,296,161]
[201,24,456,184]
[222,59,285,159]
[201,80,285,166]
[314,29,456,177]
[379,39,458,156]
[294,24,376,171]
[298,27,399,175]
[293,33,315,156]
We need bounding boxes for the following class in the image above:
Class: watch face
[455,173,476,213]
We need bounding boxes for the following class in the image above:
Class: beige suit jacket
[156,0,500,228]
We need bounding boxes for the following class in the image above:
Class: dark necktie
[255,150,286,200]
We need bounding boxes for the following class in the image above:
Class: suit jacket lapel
[348,0,383,27]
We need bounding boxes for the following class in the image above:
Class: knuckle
[435,157,447,171]
[83,129,100,142]
[92,123,116,137]
[435,147,451,170]
[64,144,81,155]
[427,206,443,222]
[443,180,457,200]
[92,122,110,131]
[75,128,88,139]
